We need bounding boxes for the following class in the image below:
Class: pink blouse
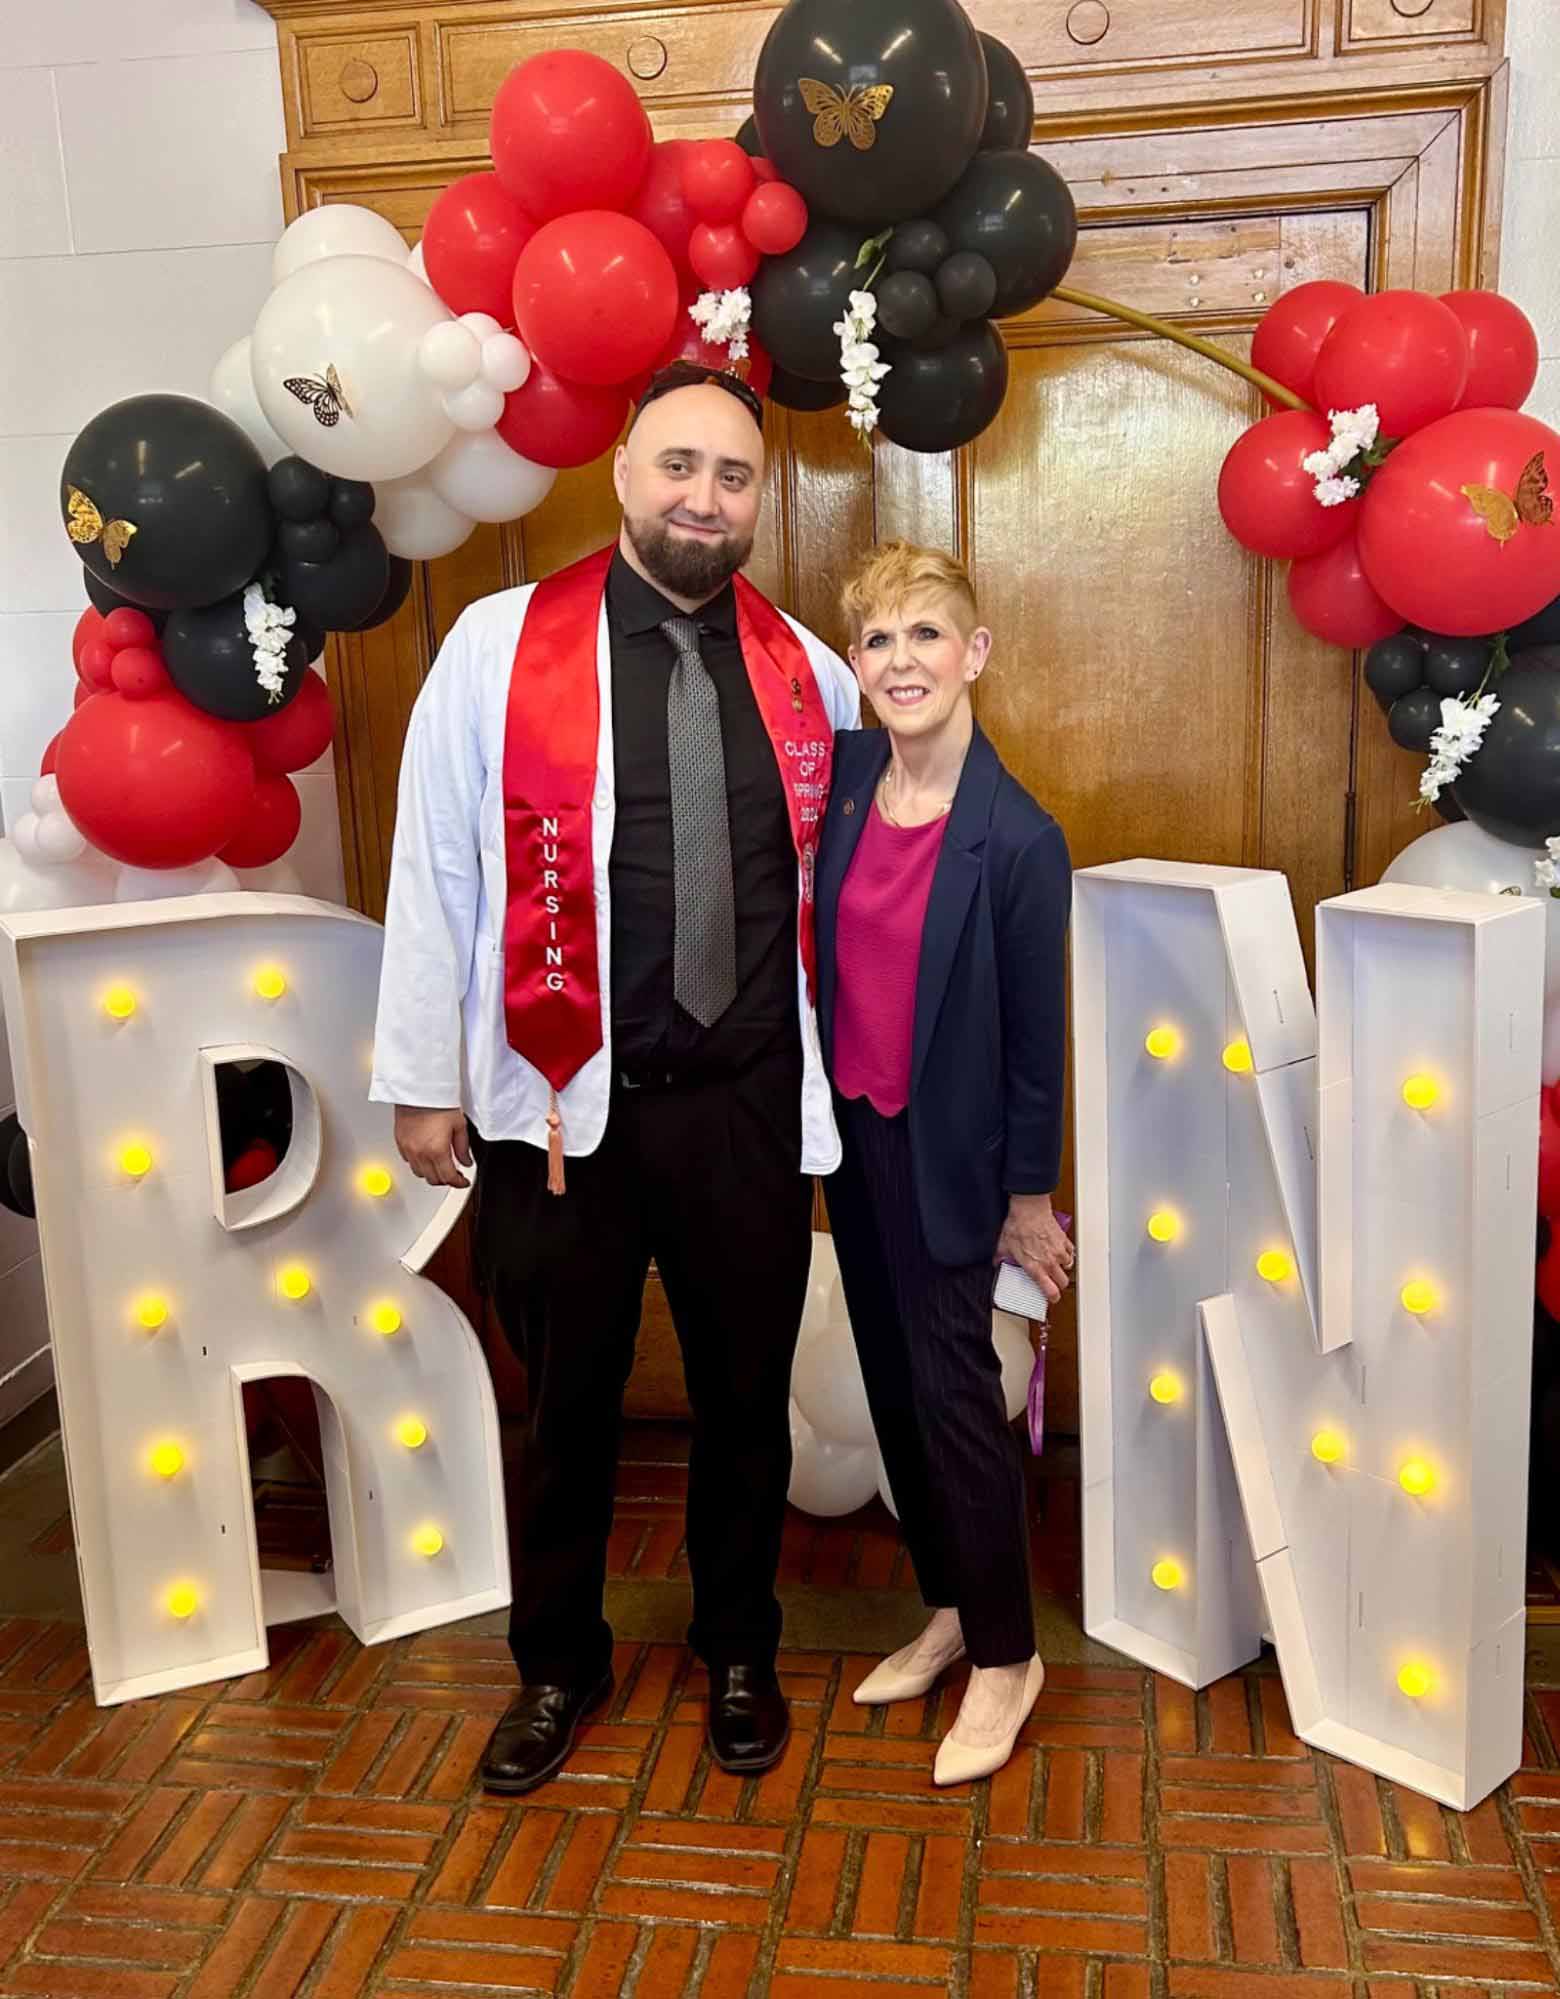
[832,802,949,1117]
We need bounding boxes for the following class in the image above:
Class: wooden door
[276,31,1506,1426]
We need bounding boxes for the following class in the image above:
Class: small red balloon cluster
[1218,285,1559,645]
[55,606,336,874]
[416,50,808,472]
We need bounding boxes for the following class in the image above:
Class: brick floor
[4,1447,1560,1992]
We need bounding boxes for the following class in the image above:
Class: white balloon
[481,332,531,394]
[252,256,457,481]
[9,815,41,862]
[374,473,476,560]
[993,1311,1034,1424]
[208,336,289,468]
[443,379,506,432]
[875,1455,898,1520]
[234,858,307,896]
[787,1404,878,1518]
[428,430,555,524]
[0,840,114,913]
[419,320,482,391]
[114,859,240,903]
[31,776,57,815]
[798,1231,842,1347]
[792,1312,875,1449]
[272,204,409,286]
[406,240,429,285]
[36,813,87,865]
[460,312,503,341]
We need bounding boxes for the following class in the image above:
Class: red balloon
[219,773,302,869]
[1540,1229,1560,1322]
[681,140,755,225]
[513,212,679,386]
[1442,290,1541,412]
[226,1139,279,1195]
[40,730,61,773]
[55,691,255,869]
[241,669,335,776]
[689,221,760,292]
[750,157,779,185]
[1217,410,1357,561]
[110,645,172,700]
[1313,290,1469,438]
[71,606,105,672]
[422,171,536,324]
[627,140,698,278]
[1250,280,1362,407]
[1286,529,1404,648]
[497,361,630,469]
[101,606,158,654]
[489,50,651,223]
[71,685,93,712]
[1358,408,1560,636]
[1538,1082,1560,1219]
[741,180,807,256]
[78,640,115,690]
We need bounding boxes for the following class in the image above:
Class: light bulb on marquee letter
[0,894,508,1707]
[1147,1209,1180,1243]
[1151,1559,1183,1591]
[1222,1039,1253,1074]
[1145,1024,1180,1061]
[1074,862,1541,1811]
[103,985,136,1021]
[1149,1371,1182,1405]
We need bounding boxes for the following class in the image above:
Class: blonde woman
[815,543,1072,1786]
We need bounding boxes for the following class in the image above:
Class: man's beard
[625,512,752,602]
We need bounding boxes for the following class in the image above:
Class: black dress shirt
[606,551,799,1080]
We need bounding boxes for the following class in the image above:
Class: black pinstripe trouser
[825,1091,1035,1667]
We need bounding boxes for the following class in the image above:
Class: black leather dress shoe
[707,1663,790,1774]
[480,1670,613,1795]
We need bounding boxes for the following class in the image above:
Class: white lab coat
[369,581,860,1173]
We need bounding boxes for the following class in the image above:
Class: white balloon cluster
[11,776,88,868]
[786,1232,1036,1520]
[208,207,556,568]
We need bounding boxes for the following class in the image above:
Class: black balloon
[936,250,997,320]
[932,149,1077,318]
[1434,789,1467,825]
[329,480,375,532]
[358,555,413,631]
[735,114,763,157]
[61,394,272,612]
[1363,631,1425,711]
[1510,592,1560,656]
[163,592,310,722]
[876,270,939,341]
[279,517,340,565]
[876,319,1008,453]
[977,34,1034,153]
[911,313,965,352]
[753,0,987,224]
[768,366,848,412]
[83,570,167,629]
[1451,649,1560,844]
[751,220,871,381]
[280,524,391,634]
[294,617,326,661]
[1423,635,1490,697]
[0,1115,33,1222]
[1386,686,1441,752]
[886,220,950,276]
[268,457,330,523]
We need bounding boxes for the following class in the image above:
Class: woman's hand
[995,1193,1073,1304]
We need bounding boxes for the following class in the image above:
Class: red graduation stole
[501,545,835,1174]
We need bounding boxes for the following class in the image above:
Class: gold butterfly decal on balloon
[65,486,137,568]
[283,363,353,427]
[798,79,895,151]
[1461,451,1554,544]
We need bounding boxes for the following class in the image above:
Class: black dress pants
[824,1091,1035,1668]
[472,1047,812,1688]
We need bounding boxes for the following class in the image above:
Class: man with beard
[372,364,858,1794]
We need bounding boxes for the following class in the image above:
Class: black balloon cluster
[746,0,1075,454]
[60,395,411,725]
[1364,589,1560,844]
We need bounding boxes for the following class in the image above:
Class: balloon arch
[13,0,1560,1500]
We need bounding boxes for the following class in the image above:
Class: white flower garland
[688,288,751,363]
[243,582,297,703]
[1418,690,1499,805]
[834,290,890,439]
[1303,402,1380,506]
[1534,836,1560,895]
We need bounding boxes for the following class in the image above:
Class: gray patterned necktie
[660,616,737,1027]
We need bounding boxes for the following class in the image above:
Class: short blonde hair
[839,540,979,643]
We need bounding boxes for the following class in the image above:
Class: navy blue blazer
[816,723,1071,1268]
